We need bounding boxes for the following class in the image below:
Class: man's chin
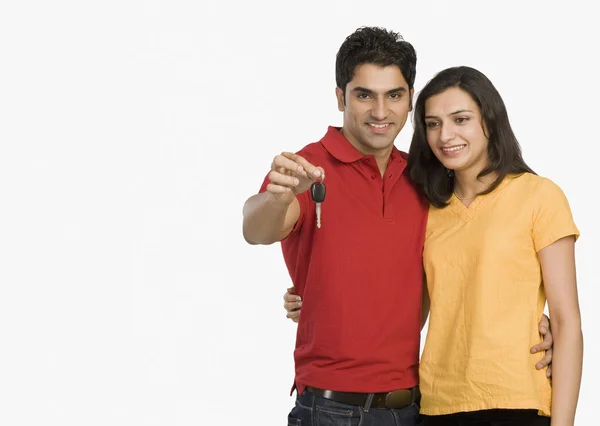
[363,133,396,145]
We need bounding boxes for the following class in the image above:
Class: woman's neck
[453,168,498,199]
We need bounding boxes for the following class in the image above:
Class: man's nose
[371,98,388,120]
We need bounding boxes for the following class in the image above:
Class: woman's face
[424,87,489,175]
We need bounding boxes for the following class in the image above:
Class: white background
[0,1,597,425]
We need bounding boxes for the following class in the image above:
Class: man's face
[336,64,413,156]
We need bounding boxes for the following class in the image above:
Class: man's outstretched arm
[243,152,323,245]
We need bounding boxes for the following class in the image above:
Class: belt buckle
[384,389,412,409]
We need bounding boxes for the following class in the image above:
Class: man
[242,27,552,426]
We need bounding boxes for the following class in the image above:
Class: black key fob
[310,182,326,203]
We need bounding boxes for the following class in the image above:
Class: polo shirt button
[371,174,376,179]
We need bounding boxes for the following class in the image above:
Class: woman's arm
[538,235,583,426]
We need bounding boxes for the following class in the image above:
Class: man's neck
[374,154,391,176]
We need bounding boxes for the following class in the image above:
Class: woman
[407,66,582,425]
[284,66,583,425]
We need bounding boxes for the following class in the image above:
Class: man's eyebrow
[351,86,408,95]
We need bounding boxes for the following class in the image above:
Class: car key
[310,181,326,228]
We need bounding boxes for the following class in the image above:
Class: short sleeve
[532,178,580,252]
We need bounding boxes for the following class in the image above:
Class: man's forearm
[549,319,583,426]
[242,192,297,245]
[420,298,430,331]
[420,273,430,330]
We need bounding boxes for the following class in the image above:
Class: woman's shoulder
[509,172,554,191]
[510,173,569,206]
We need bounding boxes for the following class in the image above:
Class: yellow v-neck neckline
[448,176,515,222]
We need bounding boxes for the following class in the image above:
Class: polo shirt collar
[321,126,402,164]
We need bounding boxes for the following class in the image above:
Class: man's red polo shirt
[259,127,429,394]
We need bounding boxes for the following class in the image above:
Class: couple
[242,27,582,426]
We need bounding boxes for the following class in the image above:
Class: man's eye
[357,93,370,99]
[389,93,402,99]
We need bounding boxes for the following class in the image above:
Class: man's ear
[336,87,345,112]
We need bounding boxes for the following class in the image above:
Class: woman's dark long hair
[408,66,535,208]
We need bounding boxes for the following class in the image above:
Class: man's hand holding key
[267,152,325,205]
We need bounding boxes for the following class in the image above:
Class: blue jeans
[288,389,421,426]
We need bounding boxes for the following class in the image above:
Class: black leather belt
[306,386,420,409]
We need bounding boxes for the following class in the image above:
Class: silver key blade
[316,203,321,228]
